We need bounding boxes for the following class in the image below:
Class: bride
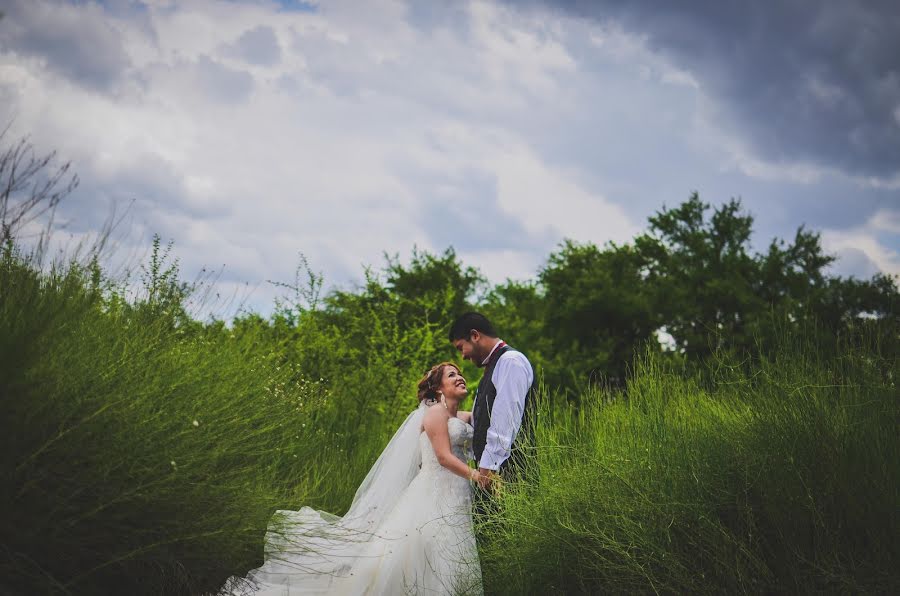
[219,362,485,595]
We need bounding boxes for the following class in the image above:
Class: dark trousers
[472,454,524,546]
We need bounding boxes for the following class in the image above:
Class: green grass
[480,338,899,594]
[1,245,335,594]
[2,240,898,594]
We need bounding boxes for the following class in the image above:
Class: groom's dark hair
[448,312,498,342]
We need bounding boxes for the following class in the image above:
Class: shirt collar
[481,339,505,366]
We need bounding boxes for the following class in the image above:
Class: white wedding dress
[220,403,483,595]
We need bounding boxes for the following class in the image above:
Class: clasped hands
[470,466,501,493]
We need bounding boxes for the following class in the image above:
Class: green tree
[522,193,898,393]
[383,246,485,328]
[533,240,661,390]
[634,194,764,358]
[636,193,898,358]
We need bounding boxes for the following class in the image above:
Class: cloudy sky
[1,0,898,315]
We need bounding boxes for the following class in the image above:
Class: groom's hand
[477,467,495,491]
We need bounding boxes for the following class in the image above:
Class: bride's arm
[423,407,481,482]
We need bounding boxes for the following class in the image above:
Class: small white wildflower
[302,423,306,427]
[170,460,177,467]
[192,420,199,427]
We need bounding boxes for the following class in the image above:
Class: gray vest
[472,344,536,477]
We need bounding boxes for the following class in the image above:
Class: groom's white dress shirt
[477,339,534,471]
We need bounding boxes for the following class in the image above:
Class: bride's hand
[471,469,492,491]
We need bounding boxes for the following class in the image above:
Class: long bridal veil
[220,403,430,595]
[340,402,428,530]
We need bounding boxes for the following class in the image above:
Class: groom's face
[453,333,482,366]
[452,338,475,362]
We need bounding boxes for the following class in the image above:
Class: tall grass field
[481,340,898,594]
[2,241,898,594]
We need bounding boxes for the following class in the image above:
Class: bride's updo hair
[417,362,460,403]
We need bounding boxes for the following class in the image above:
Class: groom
[449,312,536,493]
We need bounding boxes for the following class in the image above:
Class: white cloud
[492,146,636,243]
[1,0,894,316]
[457,248,539,285]
[823,210,900,278]
[870,209,900,234]
[0,0,130,89]
[468,0,576,97]
[407,121,636,243]
[2,0,636,312]
[221,25,282,66]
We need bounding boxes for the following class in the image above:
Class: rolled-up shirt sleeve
[479,354,533,471]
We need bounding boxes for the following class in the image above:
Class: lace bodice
[420,416,474,470]
[418,416,475,510]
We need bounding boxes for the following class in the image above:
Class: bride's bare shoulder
[422,403,450,429]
